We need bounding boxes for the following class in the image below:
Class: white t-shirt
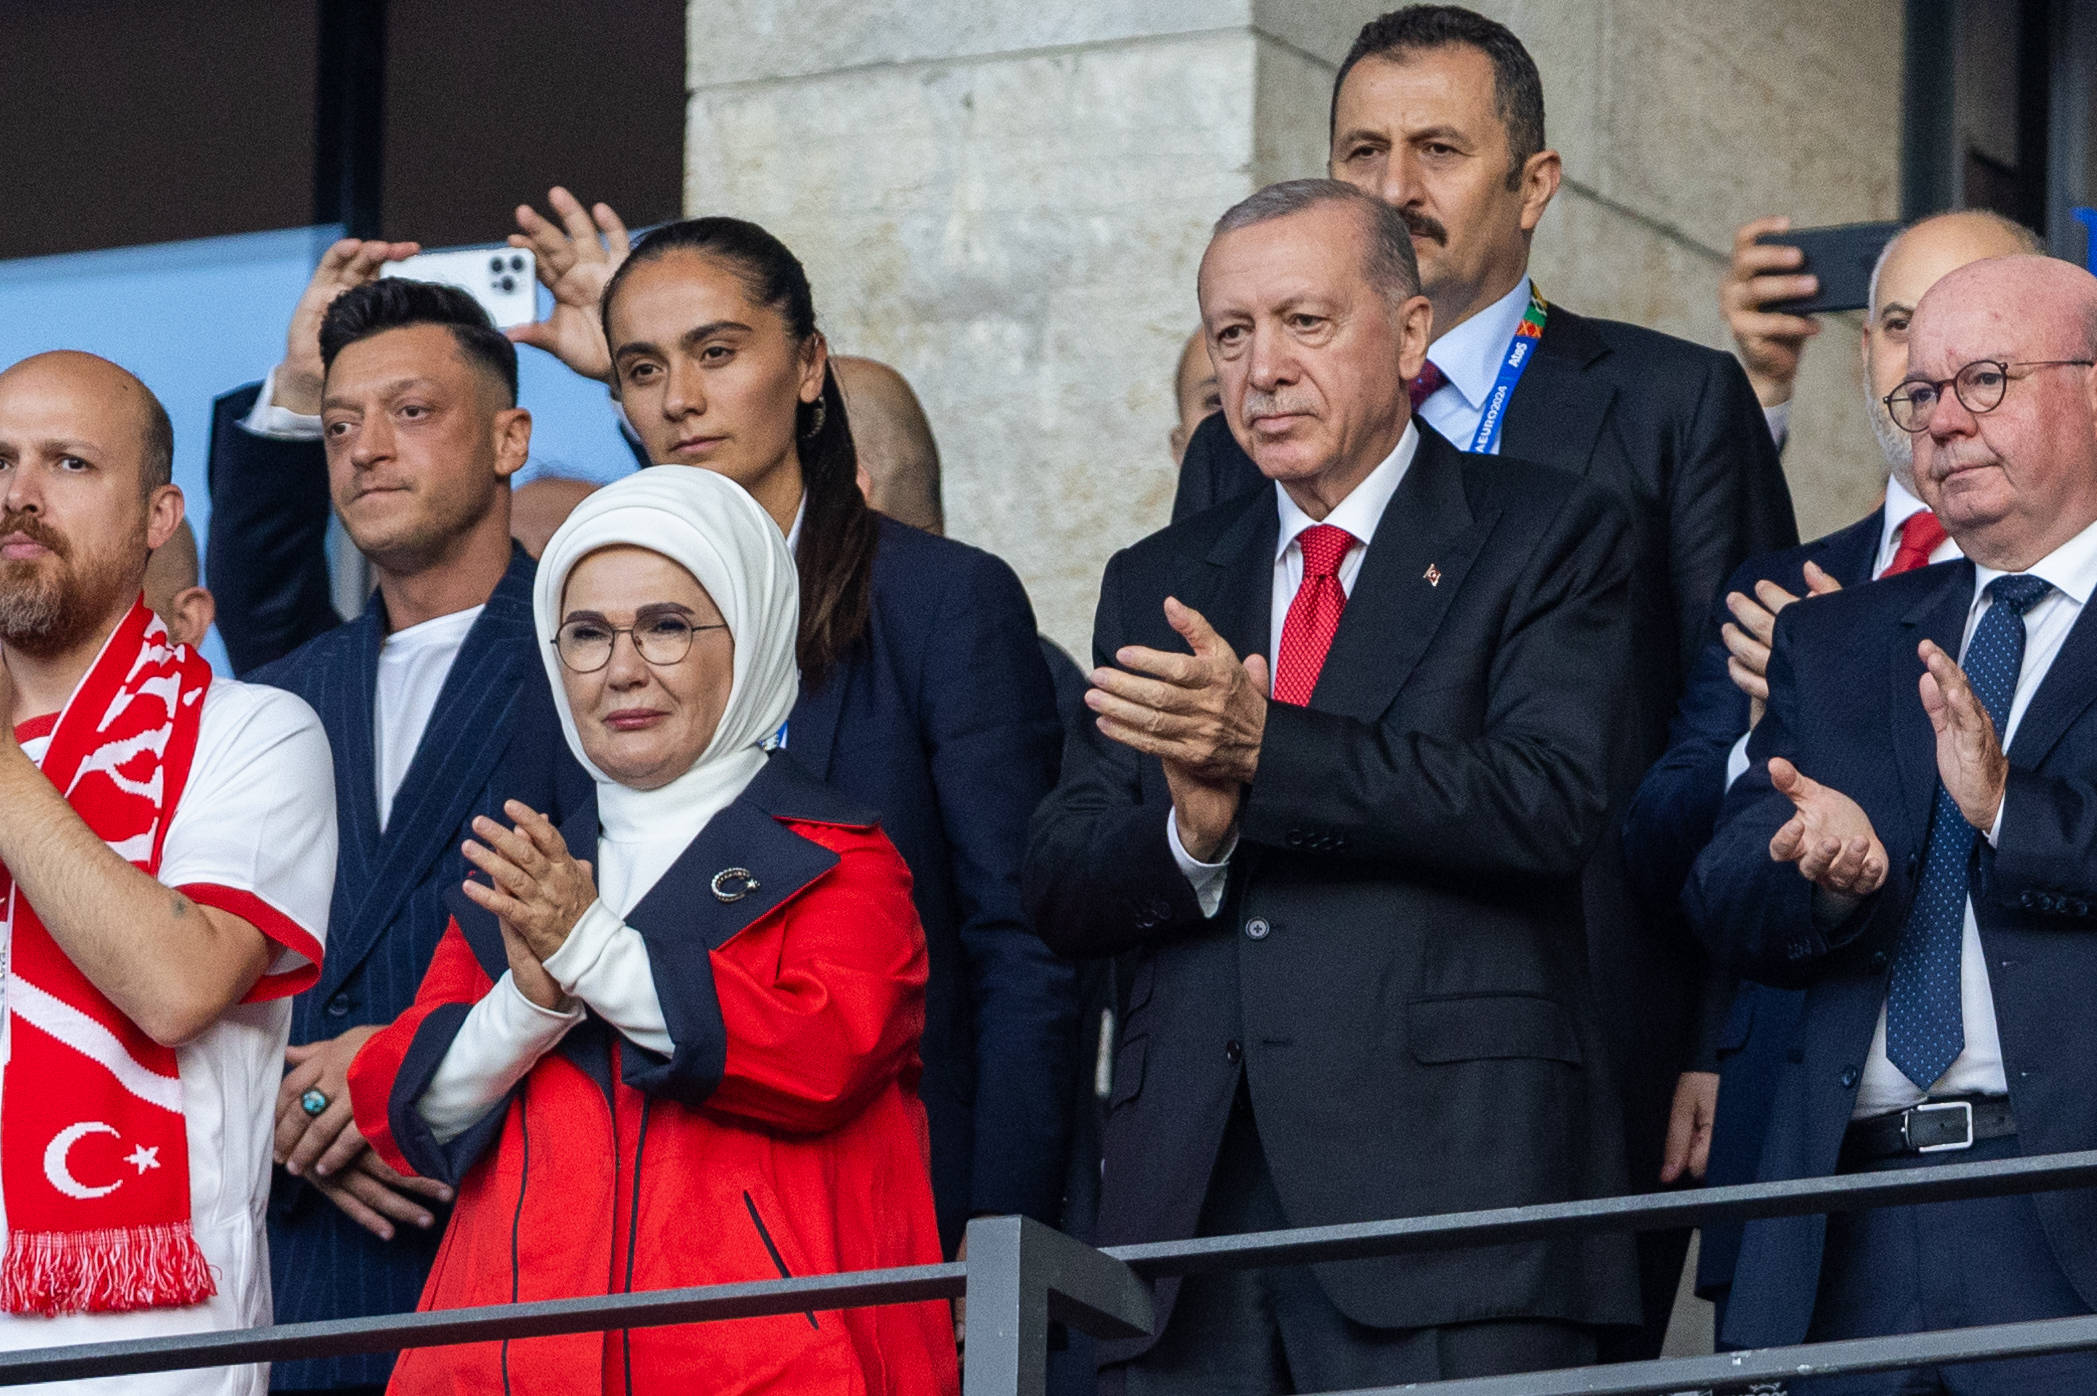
[374,607,482,831]
[0,677,337,1395]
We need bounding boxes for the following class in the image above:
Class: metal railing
[6,1149,2097,1393]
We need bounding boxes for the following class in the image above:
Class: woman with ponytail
[512,203,1078,1268]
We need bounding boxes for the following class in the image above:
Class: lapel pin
[711,868,760,903]
[1423,563,1442,587]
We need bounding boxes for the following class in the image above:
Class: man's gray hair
[1213,179,1422,305]
[1867,209,2045,316]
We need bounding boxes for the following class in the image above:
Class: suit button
[2076,900,2091,917]
[1285,830,1305,848]
[2019,891,2035,909]
[1147,898,1171,919]
[1869,951,1889,972]
[1224,1039,1243,1065]
[1839,1066,1860,1089]
[1245,917,1270,941]
[1906,853,1920,876]
[325,994,351,1018]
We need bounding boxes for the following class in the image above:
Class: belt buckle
[1904,1099,1975,1153]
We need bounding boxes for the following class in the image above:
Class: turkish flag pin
[1423,563,1442,587]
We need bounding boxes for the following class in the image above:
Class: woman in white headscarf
[347,468,957,1396]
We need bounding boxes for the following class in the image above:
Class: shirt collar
[1973,514,2097,610]
[1273,421,1420,562]
[1425,275,1533,410]
[1878,473,1933,559]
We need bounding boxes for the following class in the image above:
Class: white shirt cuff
[1986,793,2005,847]
[543,900,674,1056]
[1166,811,1235,919]
[241,365,324,441]
[418,972,583,1144]
[1763,400,1792,453]
[1724,731,1755,791]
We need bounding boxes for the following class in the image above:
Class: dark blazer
[1173,304,1799,1211]
[787,517,1078,1251]
[1027,424,1643,1356]
[1686,558,2097,1348]
[204,384,1080,1258]
[243,561,591,1387]
[1621,508,1880,1303]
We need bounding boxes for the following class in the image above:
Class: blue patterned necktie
[1885,572,2053,1091]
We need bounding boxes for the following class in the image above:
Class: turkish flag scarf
[0,600,214,1315]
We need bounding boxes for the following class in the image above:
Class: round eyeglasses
[1883,358,2096,433]
[552,613,727,672]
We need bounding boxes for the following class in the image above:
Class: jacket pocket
[744,1189,820,1330]
[1107,1034,1148,1111]
[1715,986,1759,1058]
[1407,993,1582,1066]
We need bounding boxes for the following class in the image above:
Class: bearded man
[0,351,335,1394]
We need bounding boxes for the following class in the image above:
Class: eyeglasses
[1883,359,2096,433]
[552,613,727,672]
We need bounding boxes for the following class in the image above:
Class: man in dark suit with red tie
[1170,14,1798,1346]
[1025,179,1640,1391]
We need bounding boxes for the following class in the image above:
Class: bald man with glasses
[1688,255,2097,1394]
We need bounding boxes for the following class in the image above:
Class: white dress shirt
[1850,515,2097,1117]
[1414,277,1532,453]
[242,366,322,440]
[1169,422,1422,915]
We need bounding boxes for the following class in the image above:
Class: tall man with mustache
[1172,7,1799,1351]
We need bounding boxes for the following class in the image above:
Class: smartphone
[382,246,538,329]
[1754,221,1901,315]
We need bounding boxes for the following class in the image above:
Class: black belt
[1841,1095,2016,1164]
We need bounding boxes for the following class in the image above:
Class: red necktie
[1273,524,1355,706]
[1408,360,1446,411]
[1882,510,1949,578]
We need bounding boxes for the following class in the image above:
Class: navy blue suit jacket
[1687,557,2097,1348]
[1622,508,1880,1302]
[788,517,1077,1251]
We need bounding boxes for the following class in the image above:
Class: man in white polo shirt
[0,351,335,1393]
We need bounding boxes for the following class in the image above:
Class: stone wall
[686,0,1903,654]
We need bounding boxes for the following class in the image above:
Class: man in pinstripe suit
[204,246,589,1395]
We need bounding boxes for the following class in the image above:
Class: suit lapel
[1890,562,1975,842]
[332,600,387,883]
[1312,428,1494,722]
[323,551,540,996]
[786,666,848,779]
[622,793,841,961]
[1498,306,1614,474]
[1191,488,1280,666]
[2007,593,2097,767]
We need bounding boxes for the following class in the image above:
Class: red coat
[349,759,959,1395]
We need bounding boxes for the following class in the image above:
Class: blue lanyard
[1467,285,1549,455]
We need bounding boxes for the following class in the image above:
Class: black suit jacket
[204,385,1080,1257]
[1174,303,1795,1182]
[1176,302,1798,1190]
[1027,425,1642,1352]
[1688,558,2097,1347]
[1621,507,1880,1302]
